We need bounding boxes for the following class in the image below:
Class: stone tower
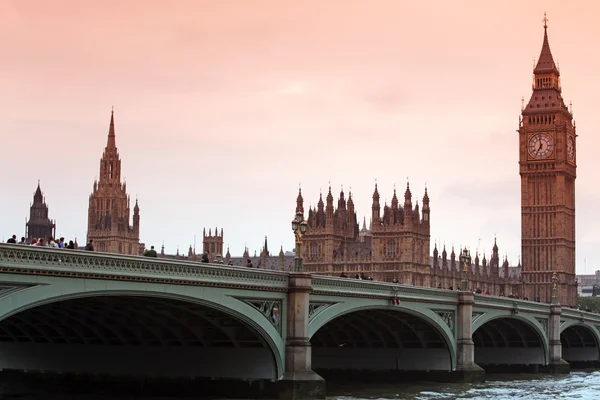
[25,181,56,242]
[519,16,577,306]
[86,110,141,254]
[203,227,223,261]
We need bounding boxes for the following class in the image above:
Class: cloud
[363,86,411,113]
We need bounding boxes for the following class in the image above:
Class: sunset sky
[1,1,599,273]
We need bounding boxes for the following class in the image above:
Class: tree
[576,296,600,312]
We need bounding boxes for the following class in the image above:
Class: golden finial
[543,12,549,29]
[521,96,525,112]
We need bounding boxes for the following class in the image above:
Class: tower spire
[107,108,116,149]
[534,13,558,75]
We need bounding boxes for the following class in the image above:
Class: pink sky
[1,1,599,273]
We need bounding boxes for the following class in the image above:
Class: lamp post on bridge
[291,211,308,272]
[551,271,559,305]
[459,248,471,292]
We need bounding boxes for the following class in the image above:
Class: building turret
[325,186,334,231]
[133,199,140,234]
[279,246,285,270]
[371,183,380,228]
[442,245,448,271]
[296,188,304,214]
[422,187,430,226]
[404,182,412,227]
[391,188,399,224]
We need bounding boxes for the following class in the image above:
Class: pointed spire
[404,181,412,202]
[534,13,558,75]
[33,180,43,203]
[326,185,333,204]
[372,182,380,202]
[296,186,304,213]
[107,107,116,149]
[362,216,367,230]
[264,235,269,255]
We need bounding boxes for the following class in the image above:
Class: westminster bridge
[0,244,599,399]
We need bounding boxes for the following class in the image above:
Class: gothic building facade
[297,184,431,285]
[430,241,522,296]
[25,181,56,242]
[519,18,578,306]
[86,111,141,255]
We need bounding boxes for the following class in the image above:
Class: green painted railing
[562,306,600,324]
[311,275,459,304]
[0,243,289,291]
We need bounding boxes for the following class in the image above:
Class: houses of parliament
[18,19,578,306]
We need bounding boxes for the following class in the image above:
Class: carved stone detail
[434,310,455,331]
[240,299,282,333]
[535,317,549,334]
[560,319,566,327]
[309,302,335,320]
[472,312,484,323]
[0,284,35,300]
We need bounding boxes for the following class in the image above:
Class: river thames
[330,371,600,399]
[2,371,599,399]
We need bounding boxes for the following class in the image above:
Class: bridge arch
[472,312,549,367]
[560,321,600,365]
[309,300,456,371]
[0,279,284,379]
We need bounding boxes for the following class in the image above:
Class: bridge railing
[0,243,289,291]
[311,275,459,304]
[562,306,600,323]
[473,293,552,314]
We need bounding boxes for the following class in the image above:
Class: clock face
[567,136,575,162]
[528,133,554,159]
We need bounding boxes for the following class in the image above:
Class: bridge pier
[542,304,570,374]
[455,291,485,382]
[278,273,325,400]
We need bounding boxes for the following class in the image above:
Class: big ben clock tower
[519,15,577,306]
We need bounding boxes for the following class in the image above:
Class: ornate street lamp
[291,211,308,272]
[551,271,559,305]
[459,248,471,292]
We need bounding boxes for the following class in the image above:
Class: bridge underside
[311,309,451,373]
[561,325,600,365]
[0,296,276,380]
[474,318,544,368]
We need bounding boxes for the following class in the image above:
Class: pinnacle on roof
[372,182,380,201]
[534,13,559,75]
[296,187,304,213]
[404,181,412,201]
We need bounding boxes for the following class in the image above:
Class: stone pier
[277,273,326,400]
[542,304,570,374]
[455,291,485,381]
